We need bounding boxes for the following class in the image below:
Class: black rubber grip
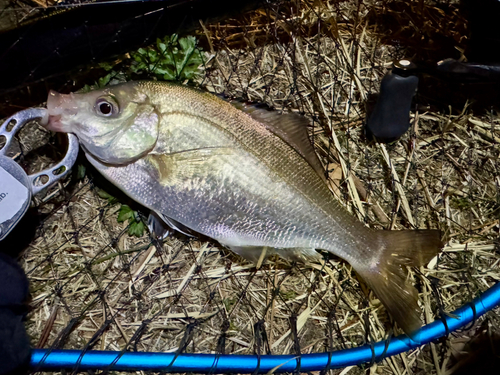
[367,72,419,142]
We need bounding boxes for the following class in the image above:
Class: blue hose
[31,282,500,373]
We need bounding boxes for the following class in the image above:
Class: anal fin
[226,245,321,264]
[227,245,277,264]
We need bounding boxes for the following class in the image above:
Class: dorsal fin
[228,99,326,182]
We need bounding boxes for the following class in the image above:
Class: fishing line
[30,281,500,372]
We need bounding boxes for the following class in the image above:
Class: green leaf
[223,297,236,311]
[97,74,112,88]
[280,290,297,300]
[116,205,145,237]
[117,204,134,223]
[78,84,94,93]
[163,67,177,81]
[169,34,179,44]
[129,33,203,82]
[108,71,128,86]
[128,220,145,237]
[150,66,169,75]
[75,164,86,180]
[179,35,196,52]
[98,62,115,71]
[158,42,167,53]
[148,50,158,63]
[96,189,117,204]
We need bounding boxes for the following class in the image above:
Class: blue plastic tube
[31,282,500,373]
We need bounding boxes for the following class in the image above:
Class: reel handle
[367,60,419,142]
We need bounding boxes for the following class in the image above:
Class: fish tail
[355,229,443,339]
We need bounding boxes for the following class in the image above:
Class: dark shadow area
[449,322,500,375]
[367,0,500,114]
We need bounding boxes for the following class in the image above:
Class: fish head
[43,82,160,164]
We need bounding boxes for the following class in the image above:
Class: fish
[42,81,443,339]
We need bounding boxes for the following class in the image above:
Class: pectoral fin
[147,211,195,239]
[146,147,234,186]
[147,211,172,240]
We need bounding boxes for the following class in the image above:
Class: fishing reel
[0,108,79,241]
[366,58,500,142]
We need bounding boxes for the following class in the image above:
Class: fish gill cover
[0,0,499,374]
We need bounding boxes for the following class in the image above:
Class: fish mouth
[41,90,78,132]
[43,114,64,132]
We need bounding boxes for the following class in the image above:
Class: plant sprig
[130,34,204,81]
[117,204,146,237]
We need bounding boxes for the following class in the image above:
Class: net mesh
[0,0,499,374]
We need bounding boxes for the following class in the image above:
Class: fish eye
[95,97,119,117]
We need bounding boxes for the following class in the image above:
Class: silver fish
[42,81,442,338]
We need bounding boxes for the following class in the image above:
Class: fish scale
[43,80,443,339]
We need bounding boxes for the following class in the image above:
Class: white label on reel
[0,166,29,223]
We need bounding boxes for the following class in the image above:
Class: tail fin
[356,230,443,340]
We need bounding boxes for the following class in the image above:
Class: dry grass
[7,0,500,374]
